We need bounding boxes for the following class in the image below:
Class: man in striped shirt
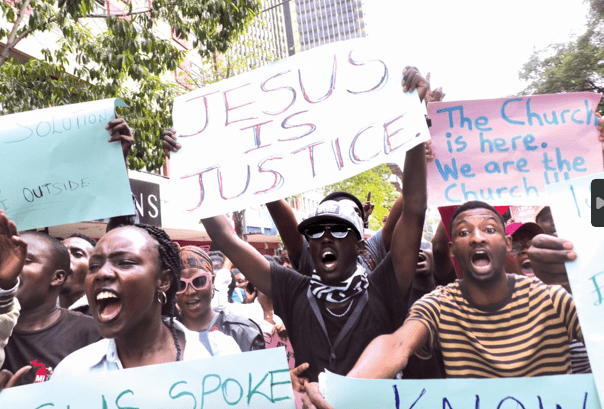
[347,200,582,379]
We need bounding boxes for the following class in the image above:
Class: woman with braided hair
[52,224,239,376]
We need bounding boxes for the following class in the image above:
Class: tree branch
[87,3,177,18]
[0,0,32,66]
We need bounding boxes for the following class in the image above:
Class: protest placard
[427,93,602,206]
[0,98,134,230]
[324,371,600,409]
[0,347,294,409]
[546,172,604,406]
[171,38,430,218]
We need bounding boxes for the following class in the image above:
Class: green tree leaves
[518,2,604,112]
[323,164,399,231]
[0,0,261,172]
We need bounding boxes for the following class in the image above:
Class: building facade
[294,0,367,51]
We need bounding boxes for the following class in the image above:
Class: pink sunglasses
[177,271,211,294]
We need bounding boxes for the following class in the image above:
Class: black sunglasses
[304,224,353,240]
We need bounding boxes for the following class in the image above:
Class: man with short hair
[59,233,96,315]
[1,229,101,385]
[345,200,582,380]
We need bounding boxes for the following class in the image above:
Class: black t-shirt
[2,309,102,385]
[271,253,409,382]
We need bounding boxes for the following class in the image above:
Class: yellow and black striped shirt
[408,275,582,378]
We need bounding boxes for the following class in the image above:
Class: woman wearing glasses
[53,225,238,377]
[177,246,264,352]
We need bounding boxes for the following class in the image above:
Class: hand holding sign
[106,114,134,161]
[171,38,430,219]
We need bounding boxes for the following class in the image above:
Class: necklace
[326,300,353,318]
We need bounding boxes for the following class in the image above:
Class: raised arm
[381,194,403,252]
[266,200,305,268]
[390,141,427,296]
[348,319,429,378]
[201,215,272,296]
[389,67,429,295]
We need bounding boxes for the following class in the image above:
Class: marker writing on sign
[392,386,589,409]
[7,110,112,144]
[169,369,291,409]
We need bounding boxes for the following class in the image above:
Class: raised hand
[0,210,27,290]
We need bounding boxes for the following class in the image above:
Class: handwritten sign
[0,347,294,409]
[427,93,602,206]
[0,98,134,230]
[171,38,429,218]
[325,371,600,409]
[546,172,604,406]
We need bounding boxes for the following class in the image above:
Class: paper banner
[0,98,134,230]
[427,92,602,206]
[325,370,599,409]
[171,38,429,218]
[0,347,294,409]
[546,172,604,406]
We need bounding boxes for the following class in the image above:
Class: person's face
[211,259,224,271]
[416,247,434,279]
[280,250,292,269]
[18,234,66,310]
[62,237,94,296]
[86,227,170,339]
[536,207,556,236]
[307,223,363,284]
[511,231,535,277]
[176,268,213,323]
[235,273,248,288]
[449,209,511,285]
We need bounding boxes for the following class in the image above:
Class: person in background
[208,251,232,308]
[1,228,101,385]
[177,246,264,352]
[59,233,96,315]
[505,222,544,278]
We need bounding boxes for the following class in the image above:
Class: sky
[364,0,591,102]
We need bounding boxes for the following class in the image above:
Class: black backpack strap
[307,288,369,370]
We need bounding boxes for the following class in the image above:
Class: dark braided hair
[132,224,183,362]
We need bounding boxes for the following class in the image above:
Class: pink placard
[427,92,602,206]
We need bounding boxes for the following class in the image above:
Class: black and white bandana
[309,264,369,304]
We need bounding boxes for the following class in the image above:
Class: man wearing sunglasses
[201,67,428,384]
[201,136,426,385]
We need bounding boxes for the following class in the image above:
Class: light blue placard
[0,98,134,230]
[546,172,604,406]
[0,348,294,409]
[325,371,599,409]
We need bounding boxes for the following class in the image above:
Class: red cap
[506,222,544,238]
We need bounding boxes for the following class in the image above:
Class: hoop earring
[157,290,167,305]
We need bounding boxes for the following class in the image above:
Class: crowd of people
[0,67,602,409]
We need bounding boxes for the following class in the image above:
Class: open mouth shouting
[95,289,122,323]
[520,258,534,277]
[321,248,338,270]
[470,250,491,273]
